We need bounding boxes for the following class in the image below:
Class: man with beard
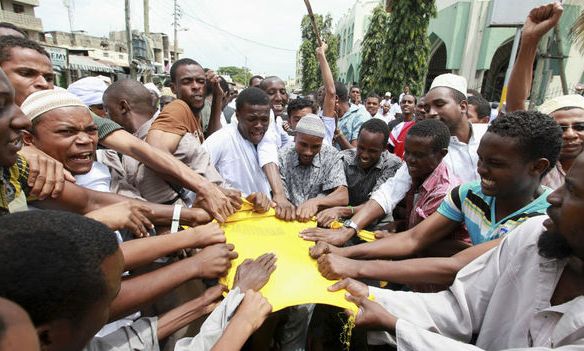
[328,148,584,350]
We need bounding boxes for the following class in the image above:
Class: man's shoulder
[203,124,233,147]
[379,150,401,167]
[320,144,341,158]
[156,99,192,120]
[339,148,357,159]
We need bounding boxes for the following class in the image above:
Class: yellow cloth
[219,200,375,312]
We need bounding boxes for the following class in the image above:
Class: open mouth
[70,152,93,161]
[481,178,496,188]
[273,104,283,111]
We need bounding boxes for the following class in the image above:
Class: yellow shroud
[218,200,375,312]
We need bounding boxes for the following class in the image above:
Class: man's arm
[338,212,460,260]
[268,161,296,221]
[103,128,234,222]
[35,181,211,227]
[206,70,224,136]
[120,222,225,270]
[317,239,501,286]
[317,42,336,119]
[109,243,237,320]
[506,2,563,112]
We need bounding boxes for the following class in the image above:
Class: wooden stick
[303,0,323,47]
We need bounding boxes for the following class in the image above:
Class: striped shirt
[437,181,551,244]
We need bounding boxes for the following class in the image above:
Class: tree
[360,5,391,95]
[299,14,340,93]
[359,1,436,96]
[217,66,252,86]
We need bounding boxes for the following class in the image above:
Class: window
[103,52,109,57]
[13,4,24,13]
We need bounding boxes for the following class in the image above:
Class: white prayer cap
[21,89,88,122]
[295,114,325,138]
[430,73,467,97]
[67,76,108,107]
[538,94,584,115]
[144,82,161,97]
[384,91,391,98]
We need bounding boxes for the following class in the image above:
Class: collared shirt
[278,144,347,206]
[0,154,32,215]
[203,123,271,197]
[438,181,551,244]
[541,162,566,190]
[371,123,488,214]
[340,149,402,206]
[84,317,159,351]
[405,161,457,229]
[336,104,370,148]
[368,216,584,350]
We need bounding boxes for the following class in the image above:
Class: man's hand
[233,253,277,292]
[85,201,154,238]
[300,227,353,246]
[296,198,320,222]
[317,253,360,280]
[309,240,342,259]
[193,243,238,278]
[316,207,345,228]
[328,277,369,298]
[20,146,76,200]
[232,290,273,332]
[522,2,563,43]
[196,183,236,222]
[188,222,226,248]
[374,230,393,239]
[246,192,272,214]
[316,41,328,57]
[220,187,243,210]
[273,193,296,221]
[206,69,224,97]
[345,293,398,331]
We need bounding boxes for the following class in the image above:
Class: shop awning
[69,55,116,73]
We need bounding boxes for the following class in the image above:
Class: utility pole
[125,0,135,79]
[63,0,75,33]
[143,0,150,35]
[173,0,181,62]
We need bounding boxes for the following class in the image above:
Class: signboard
[489,0,559,27]
[42,46,68,68]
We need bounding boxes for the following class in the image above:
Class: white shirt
[368,216,584,350]
[390,103,402,118]
[374,112,394,124]
[203,122,271,197]
[371,123,488,214]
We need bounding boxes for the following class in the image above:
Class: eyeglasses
[559,122,584,132]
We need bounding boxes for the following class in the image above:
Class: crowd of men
[1,2,584,350]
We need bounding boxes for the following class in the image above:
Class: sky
[36,0,358,80]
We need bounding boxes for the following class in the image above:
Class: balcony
[0,10,42,32]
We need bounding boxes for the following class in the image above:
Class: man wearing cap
[0,35,235,222]
[67,76,109,117]
[278,114,348,223]
[317,73,488,244]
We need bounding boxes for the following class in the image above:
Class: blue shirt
[437,181,551,244]
[336,104,370,149]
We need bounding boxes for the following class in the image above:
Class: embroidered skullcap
[67,76,108,106]
[430,73,467,97]
[21,89,87,121]
[538,94,584,115]
[144,83,161,97]
[295,113,325,138]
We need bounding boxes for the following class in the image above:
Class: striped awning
[68,55,115,73]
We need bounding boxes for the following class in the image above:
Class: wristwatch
[343,219,359,234]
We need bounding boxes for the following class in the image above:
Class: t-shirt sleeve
[347,113,368,142]
[321,115,336,145]
[92,113,122,141]
[149,101,192,136]
[437,185,464,222]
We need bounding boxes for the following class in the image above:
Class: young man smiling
[328,145,584,350]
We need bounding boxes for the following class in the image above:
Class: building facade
[334,0,584,104]
[0,0,42,40]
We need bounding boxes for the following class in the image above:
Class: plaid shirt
[278,144,347,206]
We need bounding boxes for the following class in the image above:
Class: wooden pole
[303,0,323,47]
